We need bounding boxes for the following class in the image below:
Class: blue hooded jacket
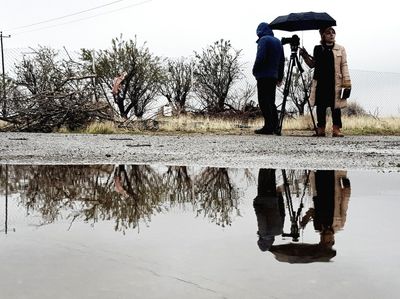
[252,22,285,81]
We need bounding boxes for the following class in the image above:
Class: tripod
[277,41,317,135]
[281,169,310,242]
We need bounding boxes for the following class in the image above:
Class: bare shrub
[159,57,194,115]
[1,46,112,132]
[81,36,163,119]
[193,39,244,113]
[343,100,367,116]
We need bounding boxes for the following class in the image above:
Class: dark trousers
[257,78,278,132]
[313,170,335,230]
[257,169,277,197]
[316,105,342,128]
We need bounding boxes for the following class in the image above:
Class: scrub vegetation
[0,36,397,135]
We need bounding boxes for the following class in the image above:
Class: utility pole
[1,31,11,117]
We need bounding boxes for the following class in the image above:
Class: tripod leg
[277,55,295,135]
[295,55,318,135]
[281,169,300,242]
[277,95,288,135]
[306,98,318,134]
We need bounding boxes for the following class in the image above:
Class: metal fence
[241,65,400,117]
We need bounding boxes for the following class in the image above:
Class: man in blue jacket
[252,22,285,135]
[253,168,285,251]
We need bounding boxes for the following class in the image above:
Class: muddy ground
[0,132,399,170]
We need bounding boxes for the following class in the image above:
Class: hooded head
[256,22,274,40]
[257,236,275,252]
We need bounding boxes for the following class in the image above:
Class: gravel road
[1,132,399,170]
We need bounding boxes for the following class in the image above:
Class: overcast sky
[1,0,399,73]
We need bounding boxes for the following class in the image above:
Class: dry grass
[342,116,400,135]
[157,115,255,134]
[79,121,121,134]
[8,114,398,135]
[277,115,400,135]
[157,114,400,135]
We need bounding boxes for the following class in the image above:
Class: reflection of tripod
[281,169,310,242]
[277,41,317,135]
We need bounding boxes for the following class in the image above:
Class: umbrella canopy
[269,12,336,32]
[269,243,336,263]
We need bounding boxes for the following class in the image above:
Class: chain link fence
[241,65,400,117]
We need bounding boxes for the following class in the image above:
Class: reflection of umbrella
[269,243,336,263]
[269,12,336,32]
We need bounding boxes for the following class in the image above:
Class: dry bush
[342,100,367,116]
[1,47,113,132]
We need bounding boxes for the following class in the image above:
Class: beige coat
[308,43,352,109]
[310,170,351,232]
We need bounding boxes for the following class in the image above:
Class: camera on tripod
[268,12,336,135]
[276,32,317,135]
[281,34,300,52]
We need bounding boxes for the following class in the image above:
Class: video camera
[281,34,300,52]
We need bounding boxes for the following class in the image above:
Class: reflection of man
[253,169,285,251]
[301,170,351,249]
[266,170,351,263]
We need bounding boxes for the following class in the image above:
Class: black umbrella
[269,11,336,32]
[269,243,336,263]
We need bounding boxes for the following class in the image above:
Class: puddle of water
[0,165,399,299]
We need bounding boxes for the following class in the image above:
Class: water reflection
[1,165,351,247]
[253,169,352,263]
[253,169,285,251]
[0,165,243,233]
[2,165,399,298]
[0,165,352,242]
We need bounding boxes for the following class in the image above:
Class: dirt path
[1,132,399,170]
